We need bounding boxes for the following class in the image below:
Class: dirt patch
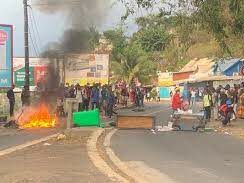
[209,120,244,139]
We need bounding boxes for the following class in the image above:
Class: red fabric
[172,93,181,110]
[130,90,135,102]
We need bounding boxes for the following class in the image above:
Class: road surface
[0,128,59,151]
[111,102,244,183]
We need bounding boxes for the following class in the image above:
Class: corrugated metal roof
[180,58,215,74]
[217,58,242,72]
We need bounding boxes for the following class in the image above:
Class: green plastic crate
[73,109,100,127]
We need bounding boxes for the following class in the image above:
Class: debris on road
[156,122,174,132]
[43,143,51,146]
[57,134,67,141]
[151,129,156,134]
[225,132,231,135]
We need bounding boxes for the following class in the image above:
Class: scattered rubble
[43,143,51,146]
[57,134,67,141]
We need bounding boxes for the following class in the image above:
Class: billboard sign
[65,54,109,86]
[0,24,13,88]
[14,67,34,87]
[13,57,49,88]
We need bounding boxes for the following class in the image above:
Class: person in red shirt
[172,89,182,113]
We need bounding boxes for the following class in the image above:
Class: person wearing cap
[7,85,15,117]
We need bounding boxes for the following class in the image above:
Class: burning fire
[19,104,57,129]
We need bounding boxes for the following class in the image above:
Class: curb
[0,133,60,157]
[87,128,128,183]
[104,129,175,183]
[104,129,148,183]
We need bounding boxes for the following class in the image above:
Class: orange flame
[19,104,57,129]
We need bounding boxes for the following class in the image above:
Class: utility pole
[23,0,30,104]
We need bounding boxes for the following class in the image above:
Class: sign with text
[14,67,34,87]
[65,54,109,86]
[13,58,49,88]
[0,25,13,88]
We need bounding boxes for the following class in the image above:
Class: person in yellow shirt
[203,89,213,122]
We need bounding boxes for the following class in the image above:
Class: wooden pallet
[116,115,155,129]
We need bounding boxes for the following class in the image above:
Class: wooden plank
[116,115,155,129]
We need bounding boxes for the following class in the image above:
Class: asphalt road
[112,103,244,183]
[0,128,58,151]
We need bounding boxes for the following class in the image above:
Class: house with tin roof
[213,58,244,76]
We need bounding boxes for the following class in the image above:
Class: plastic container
[73,109,100,127]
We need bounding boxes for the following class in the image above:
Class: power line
[29,28,39,56]
[29,8,42,49]
[28,12,41,56]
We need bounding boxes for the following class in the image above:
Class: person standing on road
[82,86,89,111]
[91,85,99,110]
[76,86,83,111]
[237,88,244,119]
[212,88,220,121]
[135,87,142,107]
[157,90,161,102]
[7,85,15,117]
[101,85,108,116]
[191,89,196,107]
[107,87,116,118]
[203,89,212,122]
[172,88,182,114]
[21,85,30,106]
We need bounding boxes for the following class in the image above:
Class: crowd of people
[171,82,244,125]
[5,80,162,119]
[56,82,159,118]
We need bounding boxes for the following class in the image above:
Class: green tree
[120,0,244,57]
[104,29,157,84]
[133,16,172,52]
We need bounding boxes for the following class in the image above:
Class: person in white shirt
[76,86,83,111]
[191,89,196,106]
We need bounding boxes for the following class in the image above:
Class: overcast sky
[0,0,137,57]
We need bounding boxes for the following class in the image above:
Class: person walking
[203,89,212,122]
[7,85,15,117]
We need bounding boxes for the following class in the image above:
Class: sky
[0,0,137,57]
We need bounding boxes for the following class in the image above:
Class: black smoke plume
[33,0,111,30]
[33,0,111,54]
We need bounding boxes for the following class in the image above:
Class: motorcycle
[218,99,234,126]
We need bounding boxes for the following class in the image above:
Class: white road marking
[87,129,128,183]
[0,133,60,157]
